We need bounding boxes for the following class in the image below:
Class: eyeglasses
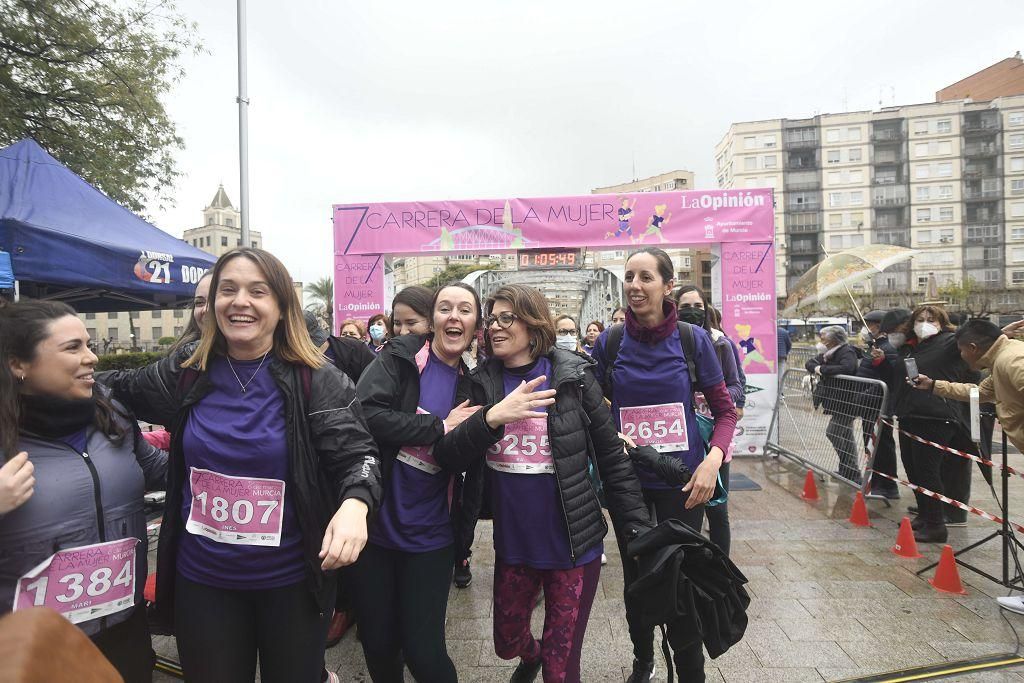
[484,312,518,329]
[557,329,577,336]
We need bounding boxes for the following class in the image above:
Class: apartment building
[715,94,1024,312]
[590,170,712,291]
[81,187,278,351]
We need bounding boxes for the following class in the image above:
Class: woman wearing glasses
[554,314,584,353]
[434,284,650,683]
[351,282,486,682]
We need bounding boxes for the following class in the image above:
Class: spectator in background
[367,313,390,352]
[777,325,792,380]
[583,321,604,356]
[806,325,861,484]
[856,310,901,500]
[168,271,212,354]
[390,286,433,337]
[340,318,367,342]
[610,307,627,326]
[554,314,584,353]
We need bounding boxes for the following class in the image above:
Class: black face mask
[677,307,706,326]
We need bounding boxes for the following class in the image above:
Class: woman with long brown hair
[101,248,382,682]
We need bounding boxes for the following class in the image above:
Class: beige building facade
[715,94,1024,312]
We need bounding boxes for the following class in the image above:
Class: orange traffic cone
[801,470,819,501]
[891,516,922,558]
[848,491,871,527]
[929,544,968,595]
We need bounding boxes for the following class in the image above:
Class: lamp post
[237,0,250,247]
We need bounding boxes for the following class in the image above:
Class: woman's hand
[0,452,34,515]
[619,432,637,450]
[485,376,556,429]
[319,498,369,570]
[735,407,744,421]
[443,400,481,432]
[682,447,723,509]
[1002,319,1024,337]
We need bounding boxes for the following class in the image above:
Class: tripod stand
[915,433,1024,589]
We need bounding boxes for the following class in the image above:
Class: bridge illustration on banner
[421,200,537,252]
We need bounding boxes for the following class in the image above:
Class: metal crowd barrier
[767,368,888,493]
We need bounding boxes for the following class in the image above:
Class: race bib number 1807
[186,468,286,547]
[13,538,138,624]
[619,402,689,453]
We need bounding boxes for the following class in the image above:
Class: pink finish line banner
[333,189,774,255]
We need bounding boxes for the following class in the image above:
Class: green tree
[424,262,496,289]
[305,276,333,332]
[0,0,202,213]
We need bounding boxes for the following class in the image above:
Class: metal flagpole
[237,0,250,247]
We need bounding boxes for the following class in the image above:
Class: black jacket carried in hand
[626,519,749,661]
[433,347,652,564]
[806,343,859,416]
[99,345,382,632]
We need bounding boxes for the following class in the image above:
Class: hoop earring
[18,374,25,382]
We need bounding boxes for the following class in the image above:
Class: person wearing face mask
[592,248,737,683]
[434,284,651,683]
[367,314,391,352]
[554,314,584,353]
[806,326,862,484]
[0,301,168,683]
[674,286,745,556]
[854,310,901,501]
[351,282,485,682]
[886,305,980,543]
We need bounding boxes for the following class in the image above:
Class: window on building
[937,162,953,177]
[225,218,234,228]
[1012,157,1024,173]
[827,171,841,184]
[744,156,756,171]
[917,208,932,222]
[849,191,863,206]
[916,186,931,201]
[237,239,242,246]
[85,328,96,341]
[938,228,955,243]
[985,269,1000,284]
[207,216,214,225]
[829,213,842,227]
[1013,227,1024,240]
[173,309,184,318]
[939,185,953,199]
[1010,134,1024,149]
[850,169,863,183]
[937,119,952,133]
[918,230,932,244]
[916,276,930,289]
[938,140,952,155]
[174,326,184,336]
[1012,179,1024,194]
[915,142,929,157]
[130,310,140,319]
[826,129,840,143]
[107,328,118,340]
[829,192,843,207]
[1012,247,1024,263]
[251,241,257,248]
[848,147,862,162]
[829,235,843,250]
[938,206,954,222]
[850,211,864,228]
[108,312,118,320]
[914,121,929,135]
[221,236,228,246]
[763,155,777,168]
[1013,202,1024,218]
[84,312,96,320]
[1013,271,1024,285]
[916,165,930,179]
[152,327,163,339]
[827,150,841,164]
[744,136,756,150]
[847,128,862,141]
[1010,113,1024,127]
[761,134,777,148]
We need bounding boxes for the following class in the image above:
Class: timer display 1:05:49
[517,250,579,269]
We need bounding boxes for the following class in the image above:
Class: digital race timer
[517,249,581,270]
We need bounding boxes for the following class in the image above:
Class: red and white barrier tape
[869,469,1024,534]
[880,418,1024,480]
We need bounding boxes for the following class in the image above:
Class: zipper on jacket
[80,451,107,542]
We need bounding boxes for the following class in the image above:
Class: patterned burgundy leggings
[492,557,602,683]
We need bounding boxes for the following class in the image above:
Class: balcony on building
[965,208,1004,224]
[786,238,819,256]
[872,149,904,166]
[964,246,1003,270]
[871,127,905,143]
[785,150,819,170]
[785,170,820,192]
[963,112,1001,136]
[873,169,905,186]
[964,182,1003,201]
[787,213,822,233]
[872,186,909,207]
[786,193,820,212]
[873,229,911,248]
[965,223,1002,244]
[964,141,999,158]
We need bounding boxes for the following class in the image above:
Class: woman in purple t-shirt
[351,283,484,683]
[434,284,652,683]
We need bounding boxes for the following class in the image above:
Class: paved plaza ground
[154,449,1024,681]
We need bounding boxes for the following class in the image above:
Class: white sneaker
[601,553,608,566]
[997,596,1024,615]
[326,671,340,683]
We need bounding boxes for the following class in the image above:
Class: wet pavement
[153,452,1024,681]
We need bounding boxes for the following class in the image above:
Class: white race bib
[186,468,286,547]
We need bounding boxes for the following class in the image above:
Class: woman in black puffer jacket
[806,325,862,484]
[434,284,650,683]
[885,305,980,543]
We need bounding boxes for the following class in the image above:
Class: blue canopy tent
[0,139,216,312]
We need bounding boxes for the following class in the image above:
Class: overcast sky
[151,0,1023,284]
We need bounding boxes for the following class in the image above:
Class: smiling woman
[0,300,168,682]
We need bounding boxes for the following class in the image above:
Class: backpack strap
[603,321,699,397]
[300,365,312,405]
[676,321,698,387]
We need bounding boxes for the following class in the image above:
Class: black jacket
[886,331,981,431]
[433,347,652,564]
[855,337,899,416]
[326,334,377,384]
[806,343,860,416]
[354,334,485,540]
[100,346,382,630]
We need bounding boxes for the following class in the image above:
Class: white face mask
[369,324,387,342]
[555,335,578,351]
[914,322,939,341]
[815,342,828,355]
[859,328,873,342]
[887,332,906,348]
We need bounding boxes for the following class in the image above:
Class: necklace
[226,351,270,393]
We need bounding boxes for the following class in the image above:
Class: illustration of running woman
[605,197,637,240]
[635,204,671,244]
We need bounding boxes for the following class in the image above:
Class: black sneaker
[945,514,968,528]
[453,559,472,588]
[509,657,542,683]
[914,523,948,544]
[865,485,900,501]
[908,505,919,515]
[626,659,655,683]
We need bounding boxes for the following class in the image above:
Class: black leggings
[344,542,457,683]
[615,486,706,682]
[174,575,333,683]
[90,605,155,683]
